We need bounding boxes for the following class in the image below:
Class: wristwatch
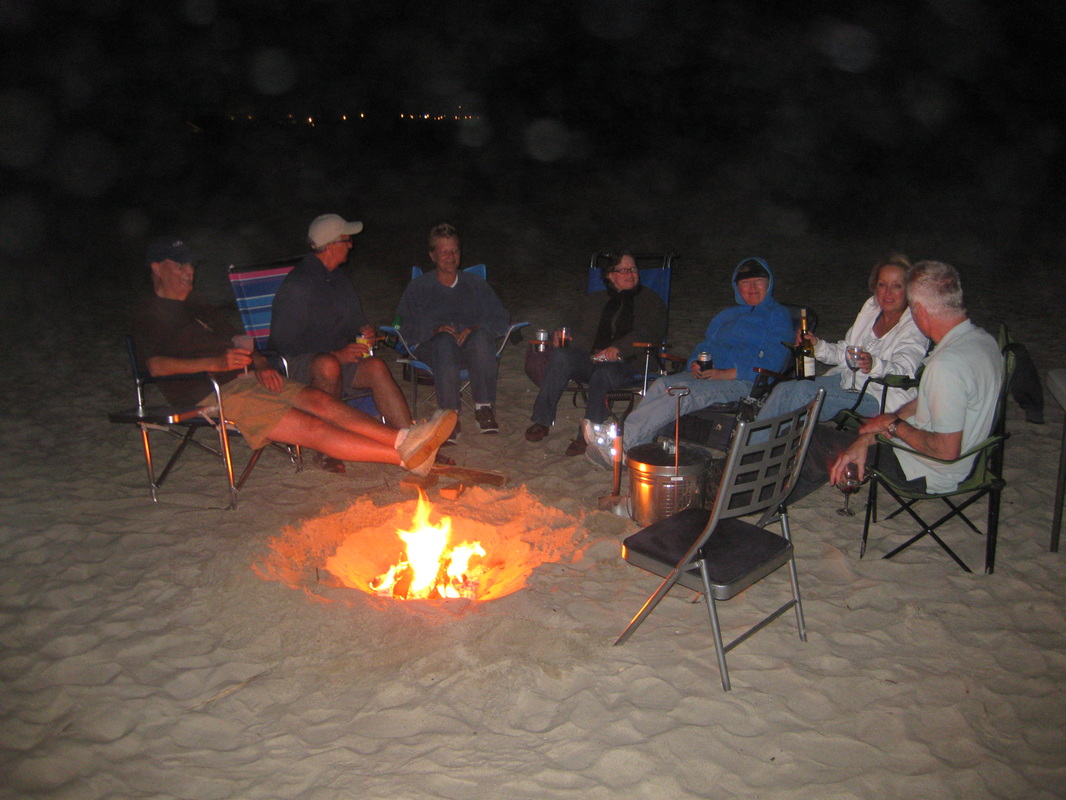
[886,417,901,437]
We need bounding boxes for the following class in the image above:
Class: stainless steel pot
[626,442,707,526]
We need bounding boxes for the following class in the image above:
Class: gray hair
[907,260,965,316]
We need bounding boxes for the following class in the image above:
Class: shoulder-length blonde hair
[868,253,913,295]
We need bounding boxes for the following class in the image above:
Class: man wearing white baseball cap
[270,214,414,472]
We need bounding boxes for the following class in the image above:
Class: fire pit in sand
[256,487,582,604]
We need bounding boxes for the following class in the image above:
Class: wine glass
[844,345,864,392]
[837,462,861,516]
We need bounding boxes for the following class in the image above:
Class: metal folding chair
[615,388,825,691]
[108,337,300,509]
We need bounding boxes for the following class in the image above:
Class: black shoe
[474,406,499,434]
[443,418,461,446]
[310,452,346,474]
[525,423,550,442]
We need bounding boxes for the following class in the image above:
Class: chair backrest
[675,389,824,566]
[587,252,675,310]
[412,264,486,281]
[227,258,302,350]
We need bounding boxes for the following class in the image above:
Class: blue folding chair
[380,264,529,411]
[227,259,379,417]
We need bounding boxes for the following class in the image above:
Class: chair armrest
[498,322,530,355]
[378,325,418,358]
[873,432,1008,466]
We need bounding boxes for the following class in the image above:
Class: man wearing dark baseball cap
[144,237,199,266]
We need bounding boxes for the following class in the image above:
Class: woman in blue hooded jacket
[587,257,793,464]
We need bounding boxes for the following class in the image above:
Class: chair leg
[860,479,877,558]
[985,484,1001,574]
[786,556,807,642]
[698,562,731,691]
[214,421,239,509]
[1051,418,1066,552]
[614,569,683,646]
[138,425,159,502]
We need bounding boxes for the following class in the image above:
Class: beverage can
[355,335,374,358]
[533,328,550,352]
[696,352,713,369]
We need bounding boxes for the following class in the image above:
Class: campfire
[366,493,487,600]
[256,487,582,605]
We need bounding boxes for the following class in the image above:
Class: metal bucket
[626,441,707,526]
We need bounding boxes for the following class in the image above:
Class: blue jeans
[622,374,753,451]
[531,347,636,426]
[421,328,498,410]
[757,375,880,423]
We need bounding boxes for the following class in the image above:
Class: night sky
[1,0,1063,294]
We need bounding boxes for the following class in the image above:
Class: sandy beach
[2,176,1065,800]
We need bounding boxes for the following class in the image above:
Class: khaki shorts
[199,375,307,450]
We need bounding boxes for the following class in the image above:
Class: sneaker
[474,405,499,434]
[582,419,617,447]
[399,410,458,476]
[525,423,550,442]
[585,439,616,469]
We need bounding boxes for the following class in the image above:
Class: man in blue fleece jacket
[589,257,793,463]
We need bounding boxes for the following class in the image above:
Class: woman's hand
[797,330,820,348]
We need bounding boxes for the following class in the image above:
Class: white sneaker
[585,439,616,469]
[581,419,617,446]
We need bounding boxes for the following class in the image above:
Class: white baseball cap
[308,213,364,248]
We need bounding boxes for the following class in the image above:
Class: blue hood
[731,257,776,305]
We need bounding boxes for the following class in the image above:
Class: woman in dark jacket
[525,251,667,453]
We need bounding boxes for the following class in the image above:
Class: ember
[368,493,487,600]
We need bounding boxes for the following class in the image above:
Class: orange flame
[369,492,486,600]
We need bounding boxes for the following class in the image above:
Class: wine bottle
[796,307,816,380]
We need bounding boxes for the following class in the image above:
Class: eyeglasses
[612,267,638,275]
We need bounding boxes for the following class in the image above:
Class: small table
[1049,369,1066,552]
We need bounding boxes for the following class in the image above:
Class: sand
[1,229,1064,799]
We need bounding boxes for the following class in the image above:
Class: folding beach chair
[859,326,1017,574]
[228,258,379,417]
[615,388,825,691]
[567,251,680,417]
[379,264,529,411]
[108,337,301,509]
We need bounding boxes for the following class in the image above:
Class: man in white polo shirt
[790,260,1002,500]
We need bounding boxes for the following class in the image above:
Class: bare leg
[306,353,344,399]
[352,356,414,428]
[290,387,400,446]
[265,408,402,465]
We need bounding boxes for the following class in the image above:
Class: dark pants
[421,328,498,410]
[531,346,635,426]
[787,425,927,505]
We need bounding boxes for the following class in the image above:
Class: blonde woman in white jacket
[758,255,930,422]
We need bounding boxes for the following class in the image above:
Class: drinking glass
[844,345,864,392]
[837,462,861,516]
